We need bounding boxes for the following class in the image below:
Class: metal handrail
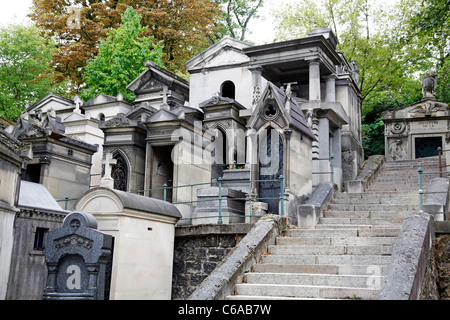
[417,167,449,220]
[57,175,286,224]
[438,147,450,178]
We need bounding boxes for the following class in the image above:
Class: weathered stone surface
[188,215,286,300]
[424,178,450,221]
[297,182,334,229]
[436,234,450,299]
[172,224,253,299]
[377,212,438,300]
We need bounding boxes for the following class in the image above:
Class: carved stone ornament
[389,122,409,135]
[103,113,136,128]
[252,85,261,106]
[54,234,93,250]
[199,94,234,108]
[262,99,280,122]
[388,139,407,161]
[408,100,448,116]
[421,74,437,100]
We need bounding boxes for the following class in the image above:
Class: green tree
[0,24,63,121]
[272,0,435,157]
[409,0,449,102]
[213,0,265,41]
[274,0,428,102]
[81,7,165,102]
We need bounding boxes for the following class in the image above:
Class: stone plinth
[221,168,251,194]
[193,187,246,225]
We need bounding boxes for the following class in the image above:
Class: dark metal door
[415,137,442,158]
[258,128,283,214]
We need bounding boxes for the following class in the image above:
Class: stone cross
[73,95,83,114]
[102,153,117,179]
[100,153,117,189]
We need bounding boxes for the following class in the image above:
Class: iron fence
[57,174,286,224]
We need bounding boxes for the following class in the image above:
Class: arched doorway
[258,127,283,214]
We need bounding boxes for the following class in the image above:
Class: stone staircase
[226,156,442,300]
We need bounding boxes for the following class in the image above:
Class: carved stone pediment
[199,95,235,108]
[101,113,138,128]
[11,112,65,140]
[408,100,448,116]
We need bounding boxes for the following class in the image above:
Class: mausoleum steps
[231,283,379,300]
[225,158,436,300]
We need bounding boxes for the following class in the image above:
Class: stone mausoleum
[382,75,450,161]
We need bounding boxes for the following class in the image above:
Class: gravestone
[42,211,113,300]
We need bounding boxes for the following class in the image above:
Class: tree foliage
[272,0,447,157]
[81,7,165,102]
[409,0,449,102]
[0,24,65,121]
[273,0,429,102]
[30,0,222,93]
[214,0,265,41]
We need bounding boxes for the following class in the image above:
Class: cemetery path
[226,156,442,300]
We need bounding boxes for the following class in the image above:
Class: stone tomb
[42,211,113,300]
[382,75,449,161]
[75,187,181,299]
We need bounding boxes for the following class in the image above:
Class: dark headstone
[42,211,113,300]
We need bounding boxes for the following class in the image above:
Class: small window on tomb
[99,113,105,122]
[33,227,48,250]
[221,81,235,100]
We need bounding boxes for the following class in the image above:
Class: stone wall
[6,209,66,300]
[378,212,439,300]
[172,224,252,300]
[436,233,450,299]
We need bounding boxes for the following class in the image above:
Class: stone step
[319,217,405,225]
[244,272,383,289]
[313,225,401,236]
[252,263,388,275]
[261,254,392,265]
[328,203,419,211]
[384,157,440,166]
[324,210,410,219]
[331,197,417,205]
[233,283,379,300]
[369,181,422,187]
[268,244,393,256]
[285,227,400,238]
[276,236,396,246]
[285,228,358,238]
[365,186,419,192]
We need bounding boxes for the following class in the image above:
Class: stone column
[318,117,330,184]
[309,60,321,102]
[331,127,342,190]
[144,142,153,197]
[249,66,263,111]
[325,75,336,102]
[246,128,256,168]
